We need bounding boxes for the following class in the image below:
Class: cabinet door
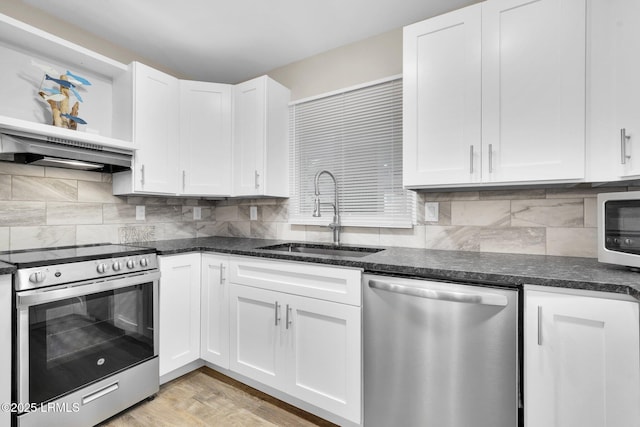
[482,0,586,183]
[200,254,229,368]
[525,290,640,427]
[283,294,361,424]
[403,4,482,187]
[132,62,180,194]
[158,253,201,376]
[179,81,232,196]
[233,77,266,196]
[615,0,640,177]
[229,284,284,390]
[590,0,640,179]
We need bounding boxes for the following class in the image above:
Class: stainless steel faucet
[312,170,341,246]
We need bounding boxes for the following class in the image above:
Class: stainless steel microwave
[598,191,640,268]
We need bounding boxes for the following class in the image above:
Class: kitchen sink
[257,243,384,258]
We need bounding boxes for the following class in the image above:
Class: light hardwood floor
[98,368,338,427]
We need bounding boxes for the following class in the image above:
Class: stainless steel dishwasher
[364,274,518,427]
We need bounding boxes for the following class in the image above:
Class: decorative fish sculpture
[61,113,87,125]
[45,74,75,88]
[41,88,62,95]
[45,84,83,102]
[39,92,67,102]
[70,87,84,102]
[31,59,59,76]
[65,70,91,86]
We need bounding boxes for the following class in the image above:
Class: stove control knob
[29,271,46,283]
[96,263,109,274]
[126,259,136,269]
[625,238,634,246]
[112,261,123,271]
[140,258,149,268]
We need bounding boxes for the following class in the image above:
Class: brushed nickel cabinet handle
[140,164,145,186]
[469,145,474,174]
[219,263,225,284]
[274,301,281,326]
[621,128,631,164]
[537,305,543,346]
[182,170,186,190]
[255,170,260,189]
[286,304,292,329]
[488,144,493,173]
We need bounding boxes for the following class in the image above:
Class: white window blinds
[289,77,415,228]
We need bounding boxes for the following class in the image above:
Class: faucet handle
[312,197,321,217]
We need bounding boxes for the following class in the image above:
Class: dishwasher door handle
[368,279,508,307]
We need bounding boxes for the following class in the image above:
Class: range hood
[0,130,132,172]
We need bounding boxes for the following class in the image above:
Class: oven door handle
[16,271,160,308]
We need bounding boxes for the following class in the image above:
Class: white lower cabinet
[524,288,640,427]
[157,253,361,424]
[229,285,284,389]
[200,254,230,369]
[283,291,360,422]
[228,257,362,424]
[158,253,202,377]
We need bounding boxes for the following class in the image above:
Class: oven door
[15,272,159,407]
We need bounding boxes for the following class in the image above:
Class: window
[289,77,415,228]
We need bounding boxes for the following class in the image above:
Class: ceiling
[23,0,479,84]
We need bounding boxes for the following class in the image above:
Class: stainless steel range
[0,244,159,427]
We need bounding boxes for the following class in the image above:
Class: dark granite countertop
[134,236,640,301]
[0,261,16,276]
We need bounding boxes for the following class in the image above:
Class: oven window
[28,282,154,405]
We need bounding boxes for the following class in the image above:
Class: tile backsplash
[0,162,626,258]
[0,163,217,251]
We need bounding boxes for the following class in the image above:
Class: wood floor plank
[98,368,338,427]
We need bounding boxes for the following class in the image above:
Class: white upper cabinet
[233,76,290,197]
[588,0,640,180]
[179,81,232,196]
[404,0,587,188]
[482,0,586,183]
[113,62,180,195]
[403,4,482,186]
[524,289,640,427]
[114,70,290,198]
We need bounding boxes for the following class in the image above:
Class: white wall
[0,0,185,78]
[267,28,402,101]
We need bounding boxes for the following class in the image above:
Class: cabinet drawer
[229,256,362,306]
